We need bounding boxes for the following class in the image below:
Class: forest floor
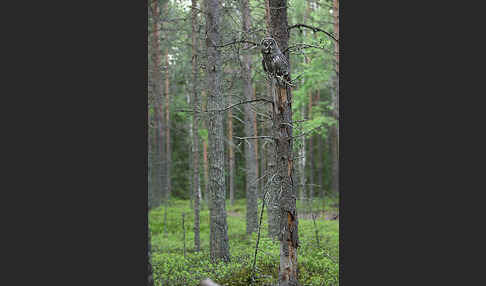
[149,196,339,286]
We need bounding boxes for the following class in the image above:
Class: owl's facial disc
[262,41,270,54]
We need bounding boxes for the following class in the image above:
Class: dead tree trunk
[205,0,230,262]
[268,0,299,284]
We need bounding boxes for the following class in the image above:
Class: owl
[261,37,290,86]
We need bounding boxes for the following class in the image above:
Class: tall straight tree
[265,0,280,239]
[329,0,339,195]
[150,0,166,208]
[191,0,201,252]
[228,92,235,206]
[205,0,230,262]
[163,0,172,199]
[268,0,299,284]
[202,90,209,208]
[241,0,258,235]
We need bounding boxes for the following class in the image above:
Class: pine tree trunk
[264,0,280,240]
[191,0,201,252]
[267,81,280,239]
[241,0,258,235]
[330,0,339,195]
[253,86,260,199]
[205,0,230,262]
[202,91,209,208]
[268,1,299,284]
[318,131,324,198]
[299,103,306,202]
[228,92,235,206]
[308,92,314,201]
[148,112,154,209]
[165,43,171,200]
[150,0,166,208]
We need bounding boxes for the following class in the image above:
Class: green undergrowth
[149,198,339,286]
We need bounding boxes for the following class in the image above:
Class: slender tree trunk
[228,92,235,205]
[253,86,260,199]
[330,0,339,195]
[268,1,299,284]
[317,123,325,198]
[308,92,314,201]
[203,134,209,207]
[202,91,209,208]
[205,0,230,262]
[165,43,172,200]
[153,107,163,207]
[298,104,306,203]
[267,81,280,239]
[241,0,258,235]
[192,0,201,251]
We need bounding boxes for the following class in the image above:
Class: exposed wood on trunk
[268,1,299,284]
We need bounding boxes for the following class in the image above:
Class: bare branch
[288,24,337,42]
[234,135,275,140]
[215,39,259,48]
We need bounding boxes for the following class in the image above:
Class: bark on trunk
[330,0,339,195]
[268,1,299,284]
[308,92,314,201]
[253,86,260,199]
[165,41,172,200]
[241,0,258,235]
[205,0,230,262]
[267,81,280,239]
[192,0,201,252]
[150,0,166,208]
[264,0,280,240]
[228,93,235,205]
[202,91,209,208]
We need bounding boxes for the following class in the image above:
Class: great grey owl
[261,37,290,86]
